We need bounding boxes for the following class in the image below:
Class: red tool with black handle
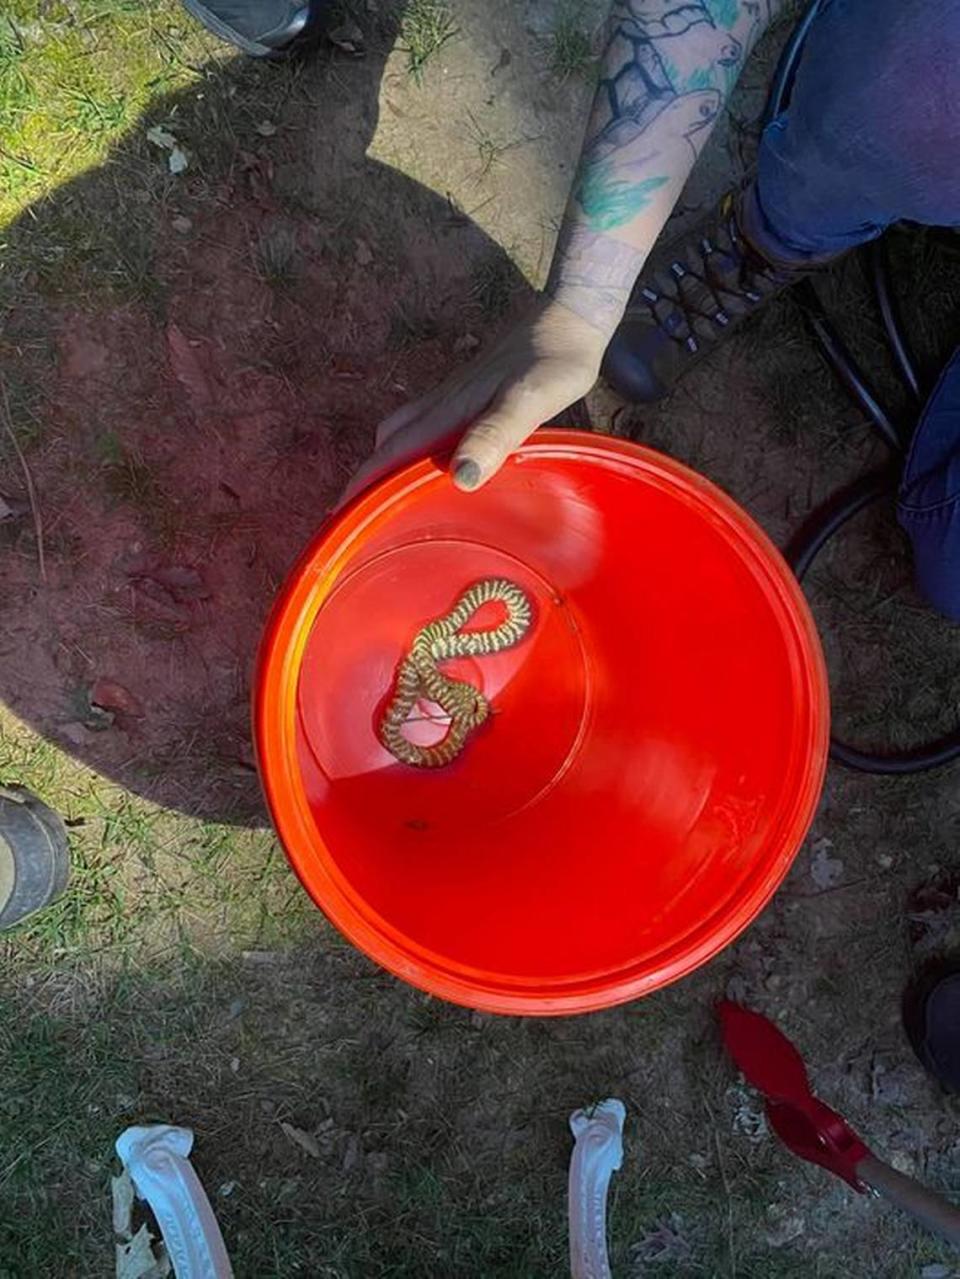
[718,1000,960,1248]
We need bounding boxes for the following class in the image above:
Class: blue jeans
[747,0,960,619]
[750,0,960,262]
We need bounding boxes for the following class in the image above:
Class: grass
[388,291,440,349]
[469,252,520,319]
[253,223,300,291]
[1,3,960,1277]
[399,0,458,85]
[549,1,596,79]
[0,3,209,230]
[96,430,162,509]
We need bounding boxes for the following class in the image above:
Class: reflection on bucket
[255,432,829,1015]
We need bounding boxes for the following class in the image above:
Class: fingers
[451,385,541,491]
[375,393,432,449]
[338,418,462,508]
[375,348,494,449]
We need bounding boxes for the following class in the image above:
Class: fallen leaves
[146,124,189,175]
[111,1169,135,1239]
[630,1214,692,1266]
[327,20,365,55]
[116,1225,158,1279]
[113,1213,170,1278]
[115,558,213,634]
[810,837,844,890]
[91,678,145,719]
[280,1122,321,1159]
[145,125,176,150]
[166,324,218,408]
[238,149,275,205]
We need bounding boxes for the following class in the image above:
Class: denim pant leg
[744,0,960,263]
[898,348,960,622]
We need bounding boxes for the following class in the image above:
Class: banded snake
[379,578,533,768]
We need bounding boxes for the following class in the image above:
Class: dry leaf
[327,20,365,55]
[630,1214,692,1265]
[255,120,277,137]
[152,1249,172,1279]
[146,125,177,150]
[91,679,145,719]
[166,324,217,406]
[171,215,192,234]
[0,494,12,521]
[149,564,210,602]
[116,1224,157,1279]
[810,837,843,890]
[168,146,189,175]
[280,1122,321,1159]
[342,1133,361,1172]
[111,1169,135,1239]
[238,149,275,203]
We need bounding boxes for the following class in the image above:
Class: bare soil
[3,3,960,1276]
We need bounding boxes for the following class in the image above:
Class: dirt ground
[2,1,960,1276]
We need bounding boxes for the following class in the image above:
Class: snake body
[379,578,533,768]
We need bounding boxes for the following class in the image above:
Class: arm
[349,0,784,497]
[547,0,781,335]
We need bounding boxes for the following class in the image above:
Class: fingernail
[453,458,481,491]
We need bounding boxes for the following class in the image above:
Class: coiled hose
[767,0,960,773]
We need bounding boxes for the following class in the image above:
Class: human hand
[343,297,607,502]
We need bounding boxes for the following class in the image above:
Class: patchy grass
[549,1,597,79]
[470,251,520,319]
[0,2,214,231]
[399,0,458,84]
[0,710,313,976]
[2,3,960,1278]
[253,223,300,291]
[388,291,440,349]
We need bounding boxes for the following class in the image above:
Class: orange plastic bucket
[255,432,829,1015]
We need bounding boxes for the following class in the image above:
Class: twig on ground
[0,374,45,582]
[714,1126,737,1278]
[702,1093,737,1279]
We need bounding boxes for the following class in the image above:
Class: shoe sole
[0,788,70,931]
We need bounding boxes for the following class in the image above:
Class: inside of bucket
[293,446,821,989]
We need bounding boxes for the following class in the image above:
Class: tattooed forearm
[547,225,649,332]
[547,0,785,333]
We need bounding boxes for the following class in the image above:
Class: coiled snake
[379,578,533,768]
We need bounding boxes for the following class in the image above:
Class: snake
[379,578,533,768]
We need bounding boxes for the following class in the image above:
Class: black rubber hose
[785,471,960,774]
[764,0,825,124]
[767,0,960,773]
[794,279,905,452]
[784,470,894,581]
[869,237,923,402]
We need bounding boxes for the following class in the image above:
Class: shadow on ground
[0,12,541,824]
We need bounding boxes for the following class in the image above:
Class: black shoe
[904,965,960,1093]
[602,189,812,403]
[0,786,70,931]
[181,0,332,58]
[902,873,960,1093]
